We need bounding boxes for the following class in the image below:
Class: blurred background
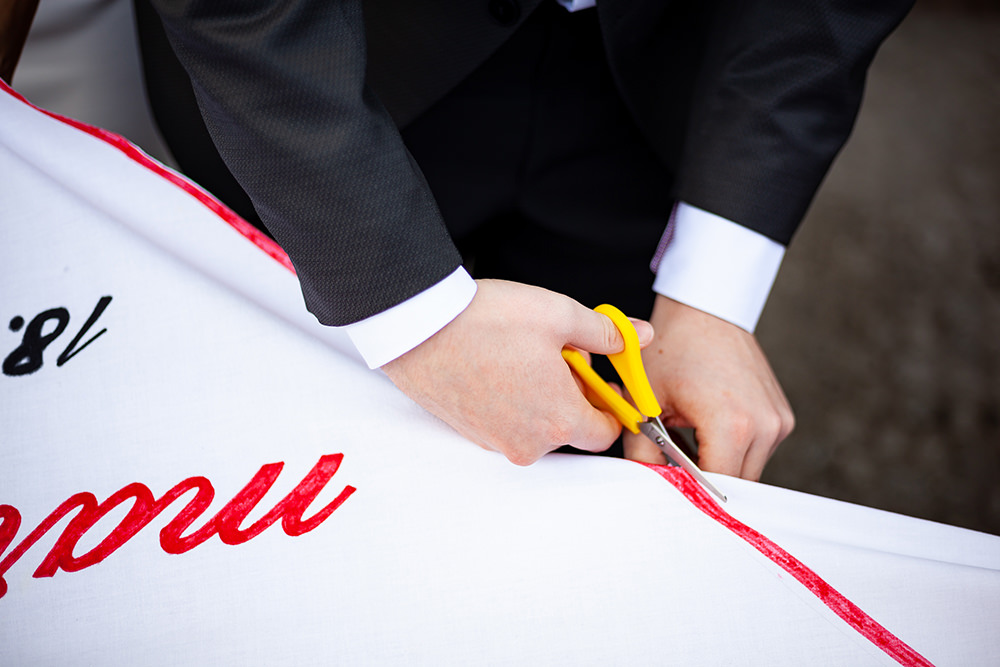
[12,0,999,534]
[757,1,1000,535]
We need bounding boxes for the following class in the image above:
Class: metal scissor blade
[639,418,728,503]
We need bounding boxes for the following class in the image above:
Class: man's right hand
[381,279,653,465]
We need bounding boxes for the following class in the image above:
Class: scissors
[562,304,727,503]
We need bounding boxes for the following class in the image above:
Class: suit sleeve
[147,0,462,326]
[677,0,914,244]
[601,0,914,246]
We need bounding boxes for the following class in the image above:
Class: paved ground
[757,5,1000,534]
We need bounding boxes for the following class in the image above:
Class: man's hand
[382,279,653,465]
[624,295,794,481]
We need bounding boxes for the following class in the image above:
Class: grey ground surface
[757,6,1000,534]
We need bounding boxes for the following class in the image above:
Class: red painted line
[642,464,934,667]
[0,80,294,273]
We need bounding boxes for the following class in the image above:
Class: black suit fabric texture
[145,0,464,327]
[142,0,913,328]
[597,0,914,245]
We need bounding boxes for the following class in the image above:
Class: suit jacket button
[488,0,521,26]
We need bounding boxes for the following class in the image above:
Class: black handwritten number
[56,296,113,367]
[3,308,69,376]
[2,296,113,377]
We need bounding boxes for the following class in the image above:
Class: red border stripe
[0,80,294,274]
[642,464,933,666]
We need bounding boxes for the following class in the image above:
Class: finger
[692,419,751,477]
[561,347,602,403]
[623,429,667,465]
[739,439,771,482]
[564,346,592,365]
[564,305,652,356]
[565,307,628,356]
[564,398,622,454]
[628,317,654,347]
[739,407,795,481]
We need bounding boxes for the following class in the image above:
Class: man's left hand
[623,295,794,481]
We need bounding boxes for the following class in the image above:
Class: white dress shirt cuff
[556,0,597,10]
[342,267,477,369]
[651,203,785,333]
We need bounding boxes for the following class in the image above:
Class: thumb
[567,306,652,355]
[630,318,654,347]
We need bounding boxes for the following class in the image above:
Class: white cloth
[2,82,999,666]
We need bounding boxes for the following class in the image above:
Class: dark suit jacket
[147,0,912,326]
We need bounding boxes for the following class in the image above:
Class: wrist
[650,294,757,341]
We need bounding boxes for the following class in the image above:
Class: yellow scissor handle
[560,304,663,433]
[594,304,663,419]
[562,348,644,433]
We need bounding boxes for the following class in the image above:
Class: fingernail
[632,319,654,345]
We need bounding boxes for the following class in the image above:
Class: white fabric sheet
[2,82,999,666]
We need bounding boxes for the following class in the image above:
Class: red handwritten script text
[0,454,356,599]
